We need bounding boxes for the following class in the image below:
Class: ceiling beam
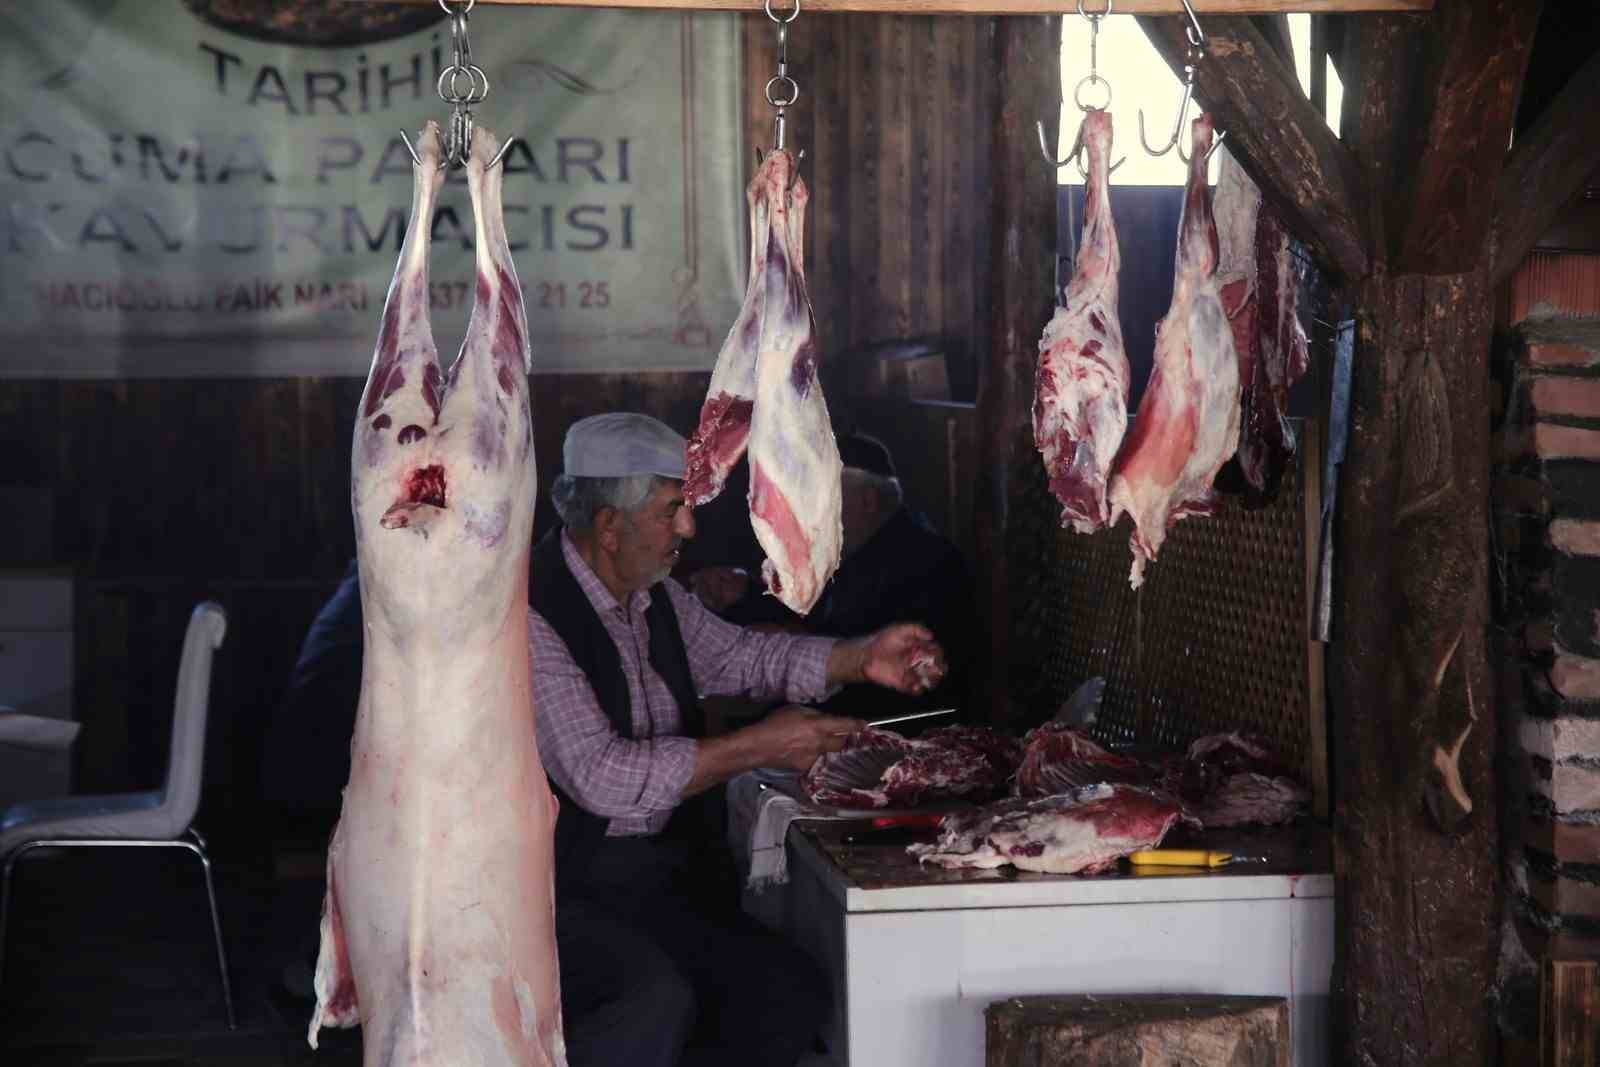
[358,0,1432,14]
[1138,13,1369,283]
[1492,45,1600,286]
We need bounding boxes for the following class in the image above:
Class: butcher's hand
[828,623,947,696]
[688,565,750,613]
[748,705,860,772]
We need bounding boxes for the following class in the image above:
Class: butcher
[533,411,947,1067]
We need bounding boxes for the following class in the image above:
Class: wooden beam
[1336,13,1428,259]
[973,14,1057,725]
[1390,0,1543,275]
[1251,14,1295,66]
[1138,13,1370,283]
[372,0,1433,13]
[1308,13,1327,116]
[1492,45,1600,286]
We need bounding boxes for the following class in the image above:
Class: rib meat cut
[1033,109,1130,533]
[909,784,1180,874]
[1012,721,1146,796]
[688,150,841,614]
[310,123,566,1067]
[800,725,1022,809]
[1106,114,1241,588]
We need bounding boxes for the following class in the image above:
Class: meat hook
[1136,0,1227,164]
[1036,0,1124,179]
[398,0,519,171]
[756,0,805,188]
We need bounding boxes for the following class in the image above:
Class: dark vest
[529,529,720,890]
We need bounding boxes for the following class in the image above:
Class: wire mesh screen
[1007,421,1325,805]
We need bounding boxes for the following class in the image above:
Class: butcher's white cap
[562,412,688,480]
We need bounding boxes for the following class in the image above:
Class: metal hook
[1136,0,1224,161]
[398,128,519,172]
[1036,0,1123,177]
[763,0,802,154]
[1036,118,1124,180]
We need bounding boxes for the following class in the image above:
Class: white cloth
[726,768,859,890]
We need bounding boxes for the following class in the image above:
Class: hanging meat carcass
[909,784,1181,875]
[1106,114,1240,588]
[1211,146,1311,502]
[687,149,841,614]
[310,123,567,1067]
[1237,207,1311,497]
[1033,109,1131,533]
[1213,145,1261,409]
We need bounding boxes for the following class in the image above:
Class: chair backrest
[160,601,228,827]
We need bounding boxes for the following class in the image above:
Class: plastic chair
[0,601,234,1029]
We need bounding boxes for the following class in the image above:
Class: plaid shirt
[531,531,836,837]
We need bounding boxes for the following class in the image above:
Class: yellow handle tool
[1127,849,1234,868]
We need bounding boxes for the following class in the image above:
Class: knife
[1126,850,1268,868]
[867,707,959,729]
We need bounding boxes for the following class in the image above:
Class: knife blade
[867,707,959,729]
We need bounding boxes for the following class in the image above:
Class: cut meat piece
[800,726,918,809]
[910,784,1181,875]
[312,123,566,1067]
[1190,772,1309,828]
[1033,109,1131,533]
[1173,733,1308,828]
[880,726,1022,805]
[1106,114,1241,588]
[1013,720,1146,796]
[745,150,843,614]
[922,725,1025,781]
[800,724,1022,810]
[1237,207,1310,498]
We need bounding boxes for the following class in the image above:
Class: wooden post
[1543,959,1600,1066]
[972,13,1058,724]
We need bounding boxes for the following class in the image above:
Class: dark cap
[837,432,896,479]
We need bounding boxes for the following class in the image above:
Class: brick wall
[1493,251,1600,1043]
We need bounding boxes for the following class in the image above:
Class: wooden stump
[985,994,1288,1067]
[1543,959,1600,1066]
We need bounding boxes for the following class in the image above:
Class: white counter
[744,821,1334,1067]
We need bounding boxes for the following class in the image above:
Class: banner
[0,1,744,377]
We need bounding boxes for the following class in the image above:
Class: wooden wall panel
[741,13,995,405]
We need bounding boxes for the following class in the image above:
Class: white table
[743,821,1334,1067]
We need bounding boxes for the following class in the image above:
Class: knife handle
[1127,849,1231,868]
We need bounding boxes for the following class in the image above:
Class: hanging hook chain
[1037,0,1123,179]
[400,0,516,171]
[764,0,801,152]
[1137,0,1225,163]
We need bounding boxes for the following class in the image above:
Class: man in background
[690,432,975,724]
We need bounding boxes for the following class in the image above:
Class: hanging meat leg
[682,154,775,506]
[1032,109,1130,533]
[744,149,842,614]
[310,122,566,1067]
[1107,114,1240,588]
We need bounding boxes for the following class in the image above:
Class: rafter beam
[358,0,1432,12]
[1137,14,1370,283]
[1492,45,1600,286]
